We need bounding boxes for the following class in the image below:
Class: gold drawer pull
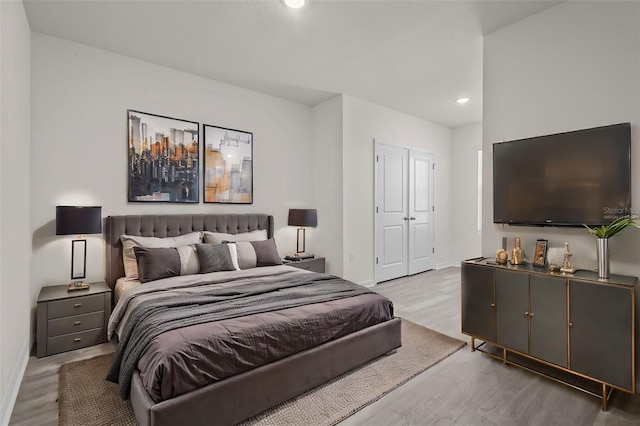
[74,321,82,326]
[73,303,82,308]
[73,338,82,343]
[524,311,529,317]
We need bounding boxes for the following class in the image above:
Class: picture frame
[532,239,548,267]
[203,124,253,204]
[127,110,199,203]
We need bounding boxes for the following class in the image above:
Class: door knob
[403,217,409,221]
[524,312,529,317]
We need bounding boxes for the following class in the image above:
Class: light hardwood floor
[9,267,640,425]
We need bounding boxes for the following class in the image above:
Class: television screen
[493,123,631,226]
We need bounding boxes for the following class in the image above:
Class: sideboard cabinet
[461,260,636,410]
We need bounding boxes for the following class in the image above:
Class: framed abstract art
[203,124,253,204]
[127,110,199,203]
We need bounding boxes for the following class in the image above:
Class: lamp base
[68,281,90,291]
[285,253,315,261]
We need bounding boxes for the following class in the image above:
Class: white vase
[596,237,610,279]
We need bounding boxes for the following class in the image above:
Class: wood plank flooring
[9,267,640,425]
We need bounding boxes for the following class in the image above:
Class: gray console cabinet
[570,278,633,390]
[496,270,529,354]
[529,275,568,368]
[461,260,636,410]
[461,263,495,343]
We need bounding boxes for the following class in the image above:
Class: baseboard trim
[435,261,458,269]
[0,341,29,426]
[358,279,375,288]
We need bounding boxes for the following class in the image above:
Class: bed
[105,213,402,426]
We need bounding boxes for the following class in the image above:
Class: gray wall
[0,1,31,423]
[483,1,640,278]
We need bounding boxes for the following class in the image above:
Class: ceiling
[23,0,561,128]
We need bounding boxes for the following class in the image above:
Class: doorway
[374,141,435,283]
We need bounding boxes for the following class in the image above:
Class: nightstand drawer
[47,294,104,319]
[47,328,105,355]
[48,311,105,337]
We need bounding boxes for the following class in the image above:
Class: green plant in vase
[584,215,639,278]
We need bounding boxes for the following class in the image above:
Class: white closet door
[375,143,409,282]
[375,142,435,283]
[408,149,435,275]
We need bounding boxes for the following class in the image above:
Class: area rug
[58,320,466,426]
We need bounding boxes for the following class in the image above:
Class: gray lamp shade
[288,209,317,227]
[56,206,102,235]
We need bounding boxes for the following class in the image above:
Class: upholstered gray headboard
[105,214,274,290]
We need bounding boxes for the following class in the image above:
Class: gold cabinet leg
[601,383,608,411]
[503,348,507,365]
[471,337,476,351]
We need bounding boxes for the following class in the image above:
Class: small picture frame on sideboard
[532,239,548,267]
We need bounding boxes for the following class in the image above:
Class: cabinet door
[570,280,633,390]
[530,275,567,368]
[461,263,495,342]
[495,270,529,353]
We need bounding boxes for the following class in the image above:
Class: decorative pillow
[175,245,200,275]
[231,241,258,269]
[121,232,202,281]
[251,238,283,267]
[203,229,268,244]
[133,246,181,283]
[195,244,237,274]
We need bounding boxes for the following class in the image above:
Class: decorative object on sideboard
[510,237,526,265]
[127,110,199,203]
[584,215,639,279]
[495,249,508,265]
[203,124,253,204]
[559,242,575,274]
[546,246,563,272]
[532,239,548,267]
[56,206,102,291]
[285,209,317,261]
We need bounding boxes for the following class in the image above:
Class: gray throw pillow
[133,246,181,283]
[196,244,236,274]
[251,238,283,267]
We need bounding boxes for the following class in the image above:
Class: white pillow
[121,232,202,281]
[226,243,241,271]
[203,229,268,244]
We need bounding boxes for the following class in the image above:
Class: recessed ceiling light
[282,0,306,8]
[456,97,470,104]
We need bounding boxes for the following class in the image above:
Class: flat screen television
[493,123,631,227]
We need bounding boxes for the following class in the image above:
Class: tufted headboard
[105,214,274,290]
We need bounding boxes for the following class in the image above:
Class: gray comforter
[106,266,394,401]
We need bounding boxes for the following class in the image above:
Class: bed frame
[105,213,402,426]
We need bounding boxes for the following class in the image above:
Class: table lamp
[56,206,102,290]
[285,208,317,261]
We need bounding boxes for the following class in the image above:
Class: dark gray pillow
[251,238,283,267]
[133,246,181,283]
[196,243,236,274]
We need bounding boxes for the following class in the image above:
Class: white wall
[30,33,314,325]
[452,123,482,262]
[483,1,640,277]
[0,1,31,423]
[342,95,453,286]
[311,96,344,276]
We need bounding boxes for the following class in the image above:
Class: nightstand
[36,281,111,358]
[283,257,326,273]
